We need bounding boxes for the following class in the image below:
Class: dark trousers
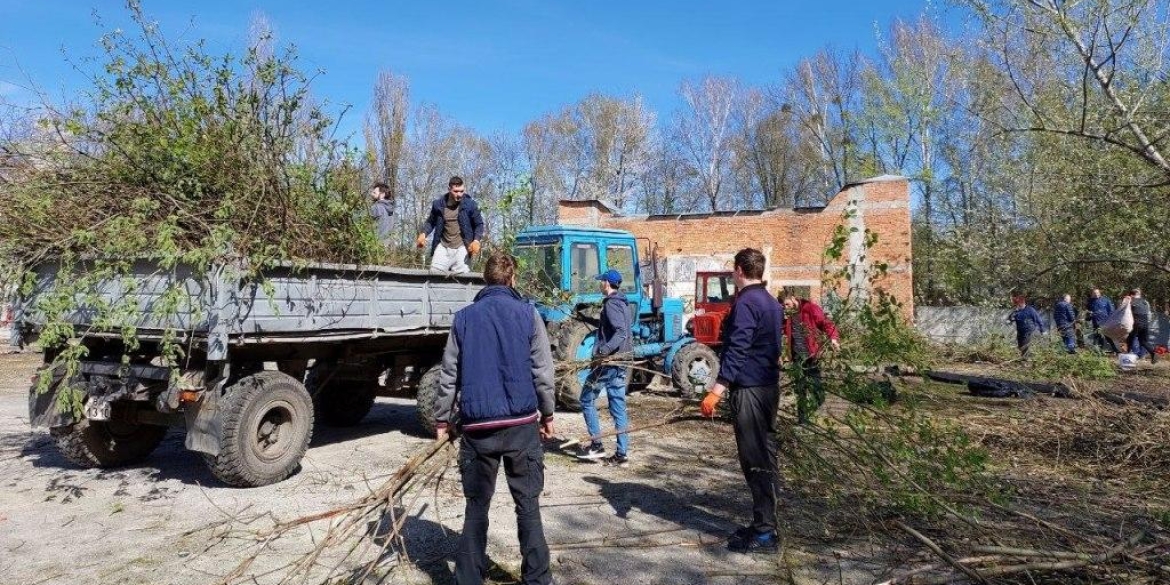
[792,359,823,424]
[1017,330,1034,356]
[456,423,551,585]
[1058,325,1076,354]
[1128,325,1156,360]
[731,384,781,534]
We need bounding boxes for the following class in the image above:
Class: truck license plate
[84,397,112,421]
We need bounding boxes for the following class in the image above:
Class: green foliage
[0,3,381,415]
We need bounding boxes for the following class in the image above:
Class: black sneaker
[727,530,778,554]
[602,453,629,467]
[576,444,606,461]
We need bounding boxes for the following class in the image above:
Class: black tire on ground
[554,321,593,412]
[557,372,584,412]
[672,342,720,396]
[203,371,314,487]
[415,364,441,436]
[51,405,168,468]
[306,364,376,427]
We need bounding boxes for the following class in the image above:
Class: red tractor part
[691,271,735,346]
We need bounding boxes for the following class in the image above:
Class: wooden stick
[969,545,1090,560]
[893,521,987,584]
[558,414,705,450]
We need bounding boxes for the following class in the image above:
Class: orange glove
[700,391,722,417]
[416,233,427,249]
[467,240,481,256]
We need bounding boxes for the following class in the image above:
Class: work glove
[467,240,481,256]
[416,233,427,249]
[700,391,722,417]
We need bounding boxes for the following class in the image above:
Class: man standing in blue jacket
[1009,293,1047,357]
[416,176,485,274]
[577,269,633,467]
[699,248,784,554]
[435,252,557,585]
[1054,294,1078,354]
[1085,288,1117,352]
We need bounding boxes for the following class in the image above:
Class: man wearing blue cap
[577,268,633,467]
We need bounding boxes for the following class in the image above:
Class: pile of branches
[0,2,380,272]
[196,437,458,585]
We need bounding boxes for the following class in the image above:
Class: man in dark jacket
[435,252,557,585]
[416,176,485,274]
[1009,293,1046,357]
[369,182,395,247]
[577,269,633,466]
[699,248,784,554]
[1054,294,1078,354]
[1127,288,1158,364]
[781,294,840,423]
[1085,288,1117,352]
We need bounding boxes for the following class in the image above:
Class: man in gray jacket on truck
[434,252,557,585]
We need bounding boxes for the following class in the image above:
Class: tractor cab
[690,271,736,346]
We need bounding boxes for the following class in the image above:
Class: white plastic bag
[1118,353,1138,370]
[1100,298,1133,345]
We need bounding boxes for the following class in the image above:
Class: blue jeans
[580,365,629,456]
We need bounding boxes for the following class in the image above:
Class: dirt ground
[3,350,1167,585]
[0,352,844,585]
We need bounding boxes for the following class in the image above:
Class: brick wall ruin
[556,175,914,320]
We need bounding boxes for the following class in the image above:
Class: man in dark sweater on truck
[434,252,557,585]
[699,248,784,553]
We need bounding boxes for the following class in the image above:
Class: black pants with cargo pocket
[456,422,551,585]
[731,384,781,535]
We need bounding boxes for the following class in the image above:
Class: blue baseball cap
[594,269,623,286]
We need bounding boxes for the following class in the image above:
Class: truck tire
[556,374,584,413]
[51,405,168,468]
[203,371,313,487]
[306,365,376,427]
[415,364,441,436]
[672,342,719,396]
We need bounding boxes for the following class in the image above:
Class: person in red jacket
[781,294,840,423]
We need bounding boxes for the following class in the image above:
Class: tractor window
[570,243,600,293]
[515,243,562,298]
[605,245,636,293]
[702,275,736,303]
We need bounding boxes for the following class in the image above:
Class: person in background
[575,269,633,467]
[1127,288,1158,364]
[1009,292,1046,357]
[417,176,485,274]
[698,248,784,554]
[434,252,556,585]
[369,182,395,247]
[1085,288,1117,352]
[1054,293,1078,354]
[782,293,840,424]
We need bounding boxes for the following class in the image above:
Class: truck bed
[13,259,484,359]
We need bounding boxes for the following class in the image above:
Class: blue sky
[1,0,937,138]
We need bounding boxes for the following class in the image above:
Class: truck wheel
[415,364,441,436]
[306,365,376,427]
[52,405,168,468]
[203,371,313,487]
[672,342,719,396]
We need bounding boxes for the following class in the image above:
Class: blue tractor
[512,225,720,410]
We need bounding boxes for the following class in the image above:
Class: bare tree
[963,0,1170,185]
[363,71,410,197]
[674,76,741,212]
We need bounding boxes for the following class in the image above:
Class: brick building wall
[557,175,914,320]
